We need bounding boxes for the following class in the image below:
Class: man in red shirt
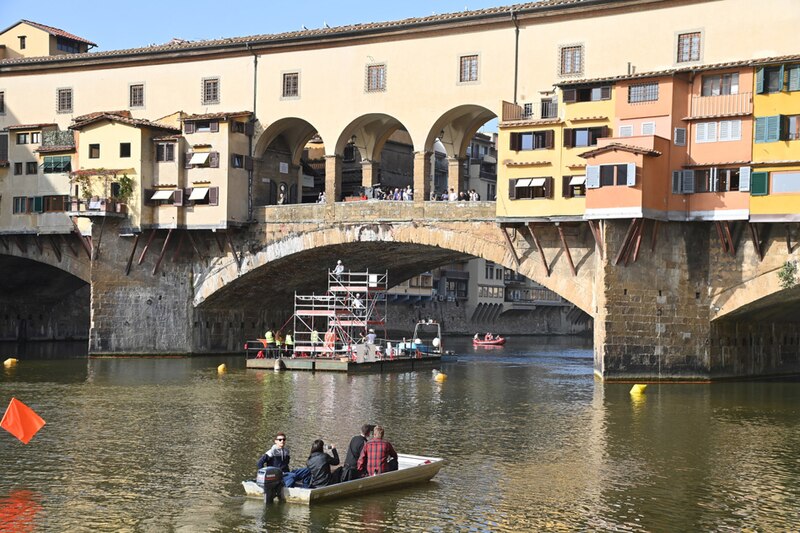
[357,425,398,476]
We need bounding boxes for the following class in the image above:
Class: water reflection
[1,336,799,530]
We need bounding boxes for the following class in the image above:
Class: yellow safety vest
[286,334,294,346]
[265,331,275,344]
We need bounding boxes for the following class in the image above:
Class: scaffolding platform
[246,355,442,373]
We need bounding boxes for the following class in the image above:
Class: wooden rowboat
[242,453,445,504]
[472,337,506,346]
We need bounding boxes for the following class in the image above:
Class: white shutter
[730,120,742,141]
[718,121,730,142]
[674,127,687,146]
[619,125,634,137]
[682,170,695,194]
[672,171,683,193]
[739,166,751,192]
[707,121,718,142]
[709,168,719,192]
[586,165,600,189]
[641,122,656,136]
[626,163,637,186]
[695,123,706,143]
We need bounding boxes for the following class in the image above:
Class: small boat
[472,337,506,346]
[242,453,445,505]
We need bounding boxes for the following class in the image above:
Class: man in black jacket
[341,424,374,482]
[257,432,291,472]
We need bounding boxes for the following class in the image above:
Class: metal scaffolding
[292,270,388,357]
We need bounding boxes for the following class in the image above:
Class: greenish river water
[1,336,799,532]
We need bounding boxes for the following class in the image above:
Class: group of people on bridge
[256,424,398,490]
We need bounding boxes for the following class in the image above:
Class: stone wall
[0,284,89,341]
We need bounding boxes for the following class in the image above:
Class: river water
[1,336,800,532]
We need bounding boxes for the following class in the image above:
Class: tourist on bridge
[448,188,457,201]
[307,439,341,488]
[258,432,291,472]
[357,425,398,476]
[341,424,375,482]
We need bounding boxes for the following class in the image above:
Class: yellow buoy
[433,369,447,382]
[630,384,647,395]
[217,363,227,374]
[4,358,18,368]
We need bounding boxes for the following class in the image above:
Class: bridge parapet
[255,201,497,225]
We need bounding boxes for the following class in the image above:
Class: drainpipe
[246,42,257,222]
[511,9,520,104]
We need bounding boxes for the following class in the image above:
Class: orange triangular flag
[1,398,46,444]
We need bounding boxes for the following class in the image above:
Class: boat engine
[256,466,284,503]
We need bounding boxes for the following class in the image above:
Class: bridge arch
[254,117,322,166]
[423,104,497,157]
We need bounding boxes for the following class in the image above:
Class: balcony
[689,92,752,119]
[67,197,128,218]
[501,100,559,123]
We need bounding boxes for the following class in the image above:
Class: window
[559,45,583,76]
[16,133,28,145]
[695,122,717,143]
[13,197,27,214]
[459,55,479,83]
[563,126,608,148]
[562,175,586,198]
[56,38,80,54]
[120,143,131,158]
[771,171,800,194]
[156,143,175,162]
[231,121,246,134]
[641,122,656,136]
[43,156,71,173]
[186,187,218,206]
[674,127,687,146]
[562,86,610,103]
[509,130,554,151]
[750,172,769,196]
[202,78,220,105]
[754,116,784,143]
[25,162,37,175]
[587,163,636,188]
[718,120,742,142]
[485,262,495,279]
[701,73,739,96]
[44,195,67,212]
[19,36,26,50]
[619,125,633,137]
[231,154,244,168]
[14,163,22,175]
[761,67,784,94]
[788,115,800,141]
[30,132,40,144]
[673,167,751,194]
[282,72,299,98]
[677,32,701,63]
[789,65,800,92]
[628,83,659,103]
[89,144,100,158]
[0,91,4,114]
[509,177,552,199]
[130,84,144,107]
[57,88,73,113]
[343,144,357,162]
[366,64,386,92]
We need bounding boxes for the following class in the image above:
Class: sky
[1,1,515,52]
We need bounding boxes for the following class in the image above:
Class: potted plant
[114,174,134,213]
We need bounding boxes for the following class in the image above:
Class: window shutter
[562,176,573,198]
[210,121,219,133]
[245,122,255,135]
[563,129,574,148]
[706,121,717,142]
[185,188,193,201]
[544,176,553,198]
[718,120,730,141]
[185,152,193,169]
[545,130,554,149]
[562,88,577,103]
[754,117,767,143]
[245,155,253,171]
[674,127,687,146]
[766,115,781,142]
[210,152,220,168]
[778,65,785,92]
[695,122,706,143]
[750,172,768,196]
[626,163,636,186]
[173,189,183,206]
[184,122,195,134]
[33,196,43,213]
[586,165,600,189]
[510,133,520,151]
[756,67,765,94]
[780,115,789,141]
[739,166,751,192]
[600,86,611,100]
[508,179,516,199]
[600,126,610,139]
[789,66,800,91]
[672,171,683,193]
[209,187,219,206]
[709,168,719,192]
[682,170,695,194]
[730,120,741,141]
[144,189,154,205]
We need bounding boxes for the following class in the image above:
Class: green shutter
[750,172,769,196]
[766,115,782,142]
[754,117,767,143]
[789,65,800,91]
[778,65,785,92]
[33,196,43,213]
[755,67,765,94]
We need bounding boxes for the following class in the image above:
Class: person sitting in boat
[473,333,479,341]
[341,423,375,482]
[306,439,341,488]
[357,425,398,476]
[484,333,493,341]
[257,432,291,473]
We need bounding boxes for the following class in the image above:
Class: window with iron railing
[628,82,659,103]
[677,32,701,63]
[459,55,478,83]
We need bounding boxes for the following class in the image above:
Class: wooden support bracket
[91,216,107,261]
[61,234,78,258]
[786,224,794,254]
[650,220,660,253]
[748,223,763,262]
[225,231,242,269]
[557,225,577,276]
[13,235,26,254]
[500,226,520,267]
[0,235,8,251]
[714,222,728,254]
[213,232,225,254]
[33,235,44,255]
[125,234,141,276]
[48,235,62,263]
[69,217,92,260]
[186,231,205,262]
[630,219,644,264]
[153,229,173,275]
[527,223,550,277]
[723,221,736,256]
[172,232,185,262]
[587,220,604,259]
[138,230,158,265]
[614,219,638,266]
